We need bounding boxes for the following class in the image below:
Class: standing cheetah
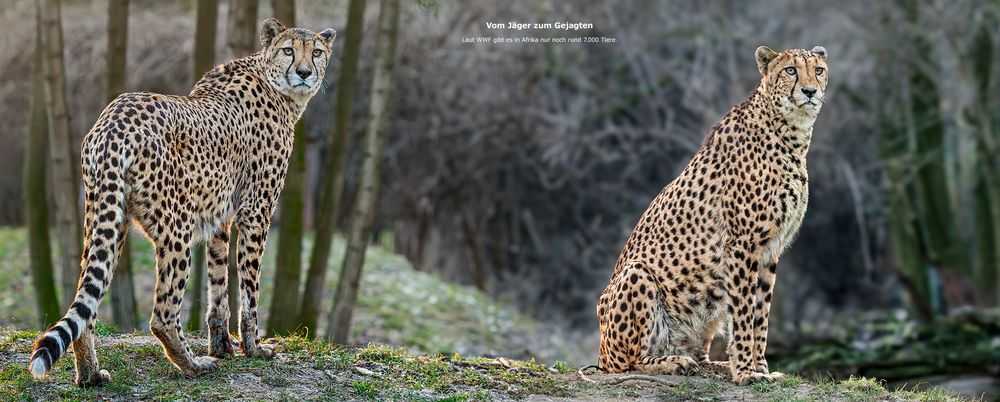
[597,45,828,385]
[29,19,336,386]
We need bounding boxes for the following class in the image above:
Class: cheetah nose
[801,87,817,98]
[296,68,312,79]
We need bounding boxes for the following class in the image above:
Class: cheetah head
[754,45,828,120]
[258,18,336,99]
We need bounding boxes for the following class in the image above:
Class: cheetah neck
[251,53,315,119]
[191,55,309,126]
[749,86,815,157]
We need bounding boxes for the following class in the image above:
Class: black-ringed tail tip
[29,317,81,379]
[29,346,54,379]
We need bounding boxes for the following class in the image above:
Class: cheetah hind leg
[633,355,698,376]
[205,227,235,360]
[149,242,221,377]
[699,360,732,377]
[599,261,696,376]
[695,317,731,377]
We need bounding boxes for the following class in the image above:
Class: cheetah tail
[29,171,126,380]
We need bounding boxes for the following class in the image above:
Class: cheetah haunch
[29,19,335,386]
[596,45,828,385]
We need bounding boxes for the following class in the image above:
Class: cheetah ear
[318,28,337,47]
[811,46,827,58]
[755,46,778,75]
[260,18,288,48]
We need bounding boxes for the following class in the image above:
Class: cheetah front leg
[150,235,221,376]
[750,262,783,378]
[206,222,235,359]
[724,241,781,385]
[235,222,275,359]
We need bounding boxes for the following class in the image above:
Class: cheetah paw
[183,356,222,377]
[209,338,236,359]
[732,370,786,385]
[75,369,111,388]
[243,343,276,359]
[671,356,699,376]
[699,360,731,376]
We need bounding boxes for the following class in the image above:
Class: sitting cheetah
[596,45,828,385]
[29,19,336,386]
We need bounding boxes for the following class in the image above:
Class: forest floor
[0,329,974,401]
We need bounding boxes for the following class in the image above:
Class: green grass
[0,229,38,328]
[641,374,972,402]
[756,375,970,402]
[352,379,379,400]
[0,329,37,352]
[658,378,727,400]
[343,343,567,399]
[0,331,571,401]
[552,360,571,373]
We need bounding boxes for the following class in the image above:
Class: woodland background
[0,0,998,397]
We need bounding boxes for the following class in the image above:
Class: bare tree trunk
[457,195,487,290]
[326,0,400,343]
[193,0,219,77]
[184,244,207,332]
[269,121,306,336]
[446,159,486,290]
[37,0,82,310]
[226,0,258,59]
[299,0,367,335]
[272,0,293,26]
[968,12,1000,305]
[109,239,139,330]
[105,0,128,99]
[103,0,139,332]
[25,16,61,328]
[186,0,219,332]
[226,0,257,329]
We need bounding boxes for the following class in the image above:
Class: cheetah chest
[762,169,808,266]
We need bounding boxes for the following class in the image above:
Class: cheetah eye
[784,67,796,76]
[312,49,323,58]
[815,67,825,76]
[281,47,294,56]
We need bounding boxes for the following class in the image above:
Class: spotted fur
[596,45,829,385]
[29,18,336,387]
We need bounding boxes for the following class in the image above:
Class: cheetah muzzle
[596,45,828,385]
[29,18,336,386]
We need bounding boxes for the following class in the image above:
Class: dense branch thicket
[380,1,888,329]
